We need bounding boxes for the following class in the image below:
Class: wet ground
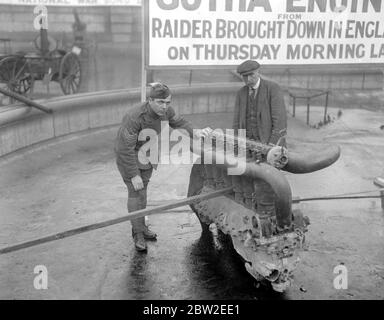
[0,108,384,300]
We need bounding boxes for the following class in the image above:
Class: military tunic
[115,101,194,235]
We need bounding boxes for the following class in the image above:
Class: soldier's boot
[137,188,157,241]
[129,197,147,252]
[133,232,147,252]
[143,226,157,241]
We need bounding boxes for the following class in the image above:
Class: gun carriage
[0,27,81,102]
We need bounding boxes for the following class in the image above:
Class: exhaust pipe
[190,143,293,230]
[284,145,341,174]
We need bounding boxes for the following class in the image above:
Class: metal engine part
[188,132,340,292]
[192,187,309,292]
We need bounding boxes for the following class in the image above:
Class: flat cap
[237,60,260,75]
[149,82,171,99]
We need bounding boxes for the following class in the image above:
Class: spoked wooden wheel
[0,55,34,101]
[59,52,82,95]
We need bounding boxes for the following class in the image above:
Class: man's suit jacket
[232,78,287,145]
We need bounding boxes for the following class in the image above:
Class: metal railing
[288,88,330,126]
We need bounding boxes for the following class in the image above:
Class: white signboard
[146,0,384,66]
[0,0,141,6]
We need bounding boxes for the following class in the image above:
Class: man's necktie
[250,88,256,99]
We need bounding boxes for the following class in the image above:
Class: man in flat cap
[233,60,287,217]
[115,83,211,252]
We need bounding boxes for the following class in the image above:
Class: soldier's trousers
[124,168,153,236]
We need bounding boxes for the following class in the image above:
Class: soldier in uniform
[232,60,287,223]
[115,83,211,252]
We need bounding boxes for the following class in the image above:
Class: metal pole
[0,187,233,255]
[40,28,49,56]
[293,195,382,203]
[140,0,147,102]
[306,97,310,125]
[292,96,296,117]
[0,87,52,114]
[324,91,329,123]
[189,70,193,86]
[374,177,384,211]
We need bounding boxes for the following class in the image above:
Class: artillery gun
[0,16,82,104]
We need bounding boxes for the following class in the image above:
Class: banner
[0,0,141,6]
[146,0,384,66]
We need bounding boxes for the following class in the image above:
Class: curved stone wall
[0,83,242,158]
